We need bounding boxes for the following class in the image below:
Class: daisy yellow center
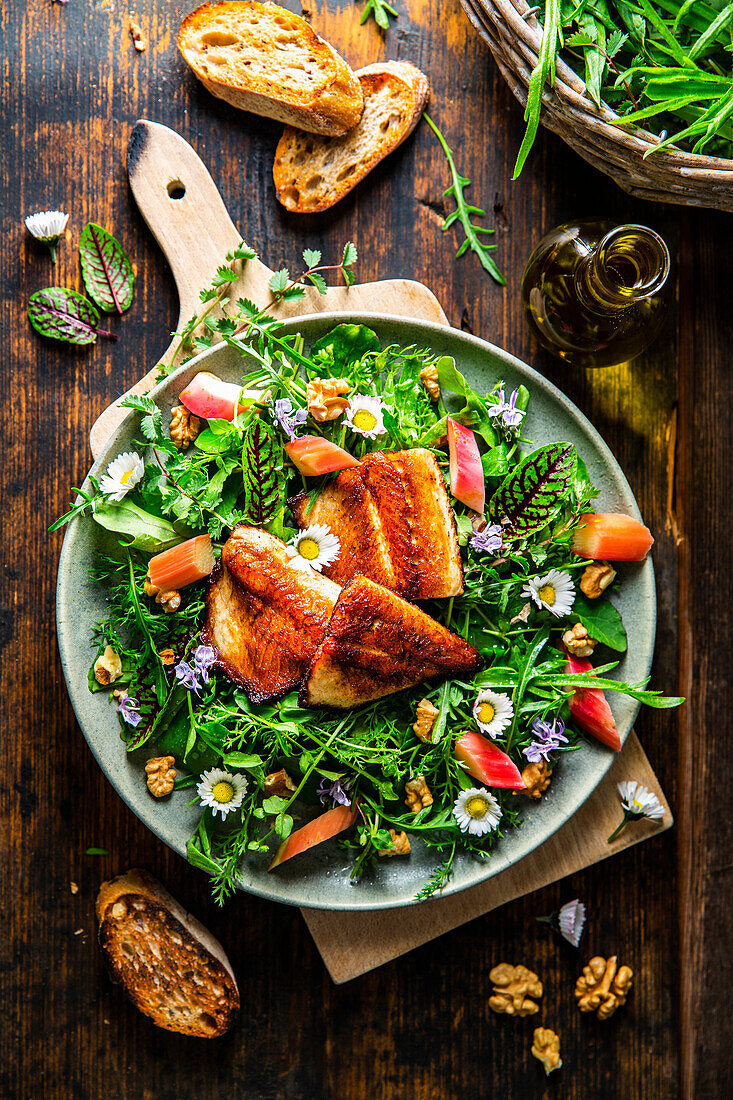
[538,584,556,606]
[466,795,489,818]
[120,469,134,485]
[211,781,234,804]
[353,409,378,431]
[477,702,496,725]
[297,537,320,561]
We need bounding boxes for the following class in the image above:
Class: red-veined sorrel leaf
[242,420,280,525]
[489,442,577,538]
[27,287,116,345]
[79,223,135,314]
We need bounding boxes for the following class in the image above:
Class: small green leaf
[28,288,115,345]
[263,795,290,815]
[342,242,358,268]
[269,268,290,295]
[85,847,109,856]
[303,248,322,267]
[311,323,380,369]
[221,752,264,769]
[274,812,294,840]
[572,592,627,652]
[307,271,328,295]
[92,500,182,553]
[79,223,134,313]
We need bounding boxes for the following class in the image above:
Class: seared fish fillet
[301,575,482,708]
[290,448,463,599]
[203,526,340,703]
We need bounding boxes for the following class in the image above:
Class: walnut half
[145,756,177,797]
[575,956,633,1020]
[169,405,201,450]
[521,761,552,799]
[378,829,411,857]
[405,776,433,814]
[420,364,440,403]
[306,378,350,422]
[94,646,122,686]
[531,1027,562,1076]
[144,571,181,613]
[580,561,617,599]
[562,622,597,657]
[413,698,439,743]
[489,963,543,1016]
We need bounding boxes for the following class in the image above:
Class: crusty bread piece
[96,869,239,1037]
[273,60,429,212]
[178,1,364,136]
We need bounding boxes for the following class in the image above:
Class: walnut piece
[128,18,147,51]
[489,963,543,1016]
[94,645,122,686]
[531,1028,562,1076]
[264,769,297,799]
[580,561,617,599]
[405,776,433,814]
[413,698,439,743]
[575,956,633,1020]
[522,760,552,799]
[145,756,177,797]
[562,622,597,657]
[420,364,440,402]
[307,378,350,422]
[378,829,411,857]
[144,571,181,613]
[158,647,176,666]
[169,404,201,450]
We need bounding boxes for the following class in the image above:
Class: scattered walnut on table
[575,955,633,1020]
[94,646,123,686]
[521,760,552,799]
[378,829,411,857]
[412,698,439,743]
[580,561,617,599]
[169,404,201,450]
[405,776,433,814]
[128,17,147,52]
[264,769,297,799]
[145,756,177,798]
[562,622,597,657]
[420,364,440,403]
[306,378,350,422]
[489,963,543,1016]
[531,1027,562,1075]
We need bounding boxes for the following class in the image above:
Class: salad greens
[55,246,682,904]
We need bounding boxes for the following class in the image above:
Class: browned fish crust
[202,526,339,702]
[300,575,482,708]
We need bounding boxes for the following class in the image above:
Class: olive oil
[521,220,670,368]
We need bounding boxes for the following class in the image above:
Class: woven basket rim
[470,0,733,175]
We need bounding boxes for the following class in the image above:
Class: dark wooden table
[3,1,729,1097]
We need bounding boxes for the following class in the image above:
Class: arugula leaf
[79,223,135,313]
[490,442,578,538]
[92,500,182,553]
[241,420,280,526]
[572,592,627,651]
[28,288,116,345]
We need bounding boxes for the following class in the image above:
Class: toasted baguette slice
[178,1,364,136]
[96,869,239,1037]
[274,60,429,212]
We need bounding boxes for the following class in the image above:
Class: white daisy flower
[558,898,587,948]
[196,768,247,820]
[286,524,340,572]
[453,787,502,836]
[472,689,514,739]
[522,569,575,617]
[344,395,387,439]
[617,780,665,820]
[98,451,145,501]
[25,209,69,262]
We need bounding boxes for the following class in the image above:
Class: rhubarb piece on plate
[285,434,359,476]
[268,802,359,870]
[565,651,621,751]
[571,513,654,562]
[454,729,525,789]
[301,575,481,708]
[447,417,485,513]
[147,534,215,591]
[203,526,340,702]
[178,372,255,421]
[290,448,464,598]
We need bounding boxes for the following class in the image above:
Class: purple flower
[487,385,525,432]
[174,659,201,695]
[193,645,217,685]
[523,740,555,763]
[272,398,308,442]
[470,522,503,556]
[317,776,353,807]
[115,692,142,727]
[523,715,568,762]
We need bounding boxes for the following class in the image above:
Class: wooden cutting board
[91,120,672,982]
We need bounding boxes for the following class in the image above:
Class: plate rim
[57,311,655,911]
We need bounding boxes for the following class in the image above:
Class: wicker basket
[460,0,733,212]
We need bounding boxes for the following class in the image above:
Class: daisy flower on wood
[608,780,665,842]
[522,569,575,617]
[99,451,144,501]
[472,689,514,739]
[287,524,340,572]
[453,787,502,836]
[537,898,586,947]
[344,395,387,439]
[25,209,69,262]
[197,768,247,820]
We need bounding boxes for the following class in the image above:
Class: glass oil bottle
[521,220,670,368]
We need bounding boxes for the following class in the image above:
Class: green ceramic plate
[56,313,655,911]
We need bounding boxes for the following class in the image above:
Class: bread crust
[96,869,239,1037]
[178,1,363,136]
[274,61,429,212]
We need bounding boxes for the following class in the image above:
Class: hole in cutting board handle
[167,180,186,200]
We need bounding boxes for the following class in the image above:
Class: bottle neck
[576,225,670,313]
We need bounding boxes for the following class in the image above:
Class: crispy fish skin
[203,526,339,703]
[301,575,482,708]
[289,448,463,598]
